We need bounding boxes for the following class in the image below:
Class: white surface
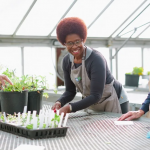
[14,144,45,150]
[114,121,134,125]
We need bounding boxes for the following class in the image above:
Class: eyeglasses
[64,39,83,48]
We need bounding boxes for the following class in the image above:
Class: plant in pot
[125,67,143,87]
[0,68,28,115]
[25,75,49,114]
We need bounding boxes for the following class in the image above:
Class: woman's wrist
[138,109,144,116]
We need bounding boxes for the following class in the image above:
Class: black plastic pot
[125,74,140,87]
[0,91,28,114]
[27,90,43,114]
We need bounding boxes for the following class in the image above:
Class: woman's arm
[57,56,76,107]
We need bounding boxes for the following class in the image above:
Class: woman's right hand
[118,110,144,121]
[52,101,61,110]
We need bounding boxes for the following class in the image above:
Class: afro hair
[56,17,87,45]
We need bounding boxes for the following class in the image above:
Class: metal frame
[21,47,25,76]
[110,28,137,59]
[141,48,144,68]
[115,48,118,80]
[119,21,150,37]
[116,3,150,37]
[136,23,150,38]
[13,0,37,36]
[1,36,150,48]
[109,48,113,73]
[109,0,147,37]
[48,0,77,36]
[87,0,114,29]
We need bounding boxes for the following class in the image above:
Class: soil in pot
[0,91,28,115]
[27,90,43,114]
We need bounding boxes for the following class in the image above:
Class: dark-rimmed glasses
[64,39,83,48]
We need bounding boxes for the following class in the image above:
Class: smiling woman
[52,17,129,116]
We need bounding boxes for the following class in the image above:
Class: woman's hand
[59,105,71,116]
[0,75,13,86]
[52,101,61,110]
[118,110,144,121]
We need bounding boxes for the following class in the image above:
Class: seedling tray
[0,121,68,139]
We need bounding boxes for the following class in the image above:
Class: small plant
[132,67,143,75]
[147,71,150,75]
[2,68,26,92]
[125,72,132,75]
[126,67,143,76]
[1,68,49,98]
[0,112,61,129]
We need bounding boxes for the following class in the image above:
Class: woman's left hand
[59,105,71,116]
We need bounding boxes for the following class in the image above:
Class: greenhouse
[0,0,150,150]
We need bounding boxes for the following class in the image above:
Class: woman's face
[65,34,84,59]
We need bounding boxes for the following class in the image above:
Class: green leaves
[126,67,144,76]
[51,114,60,122]
[132,67,143,75]
[26,124,33,129]
[147,71,150,75]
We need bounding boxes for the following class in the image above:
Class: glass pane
[95,48,110,69]
[51,0,111,36]
[24,47,56,89]
[0,47,22,76]
[139,26,150,38]
[88,0,142,37]
[0,0,33,35]
[17,0,73,36]
[114,1,150,38]
[143,48,150,74]
[118,48,141,85]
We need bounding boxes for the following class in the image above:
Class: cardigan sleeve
[57,55,76,107]
[140,92,150,113]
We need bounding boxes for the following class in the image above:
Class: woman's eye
[68,42,73,46]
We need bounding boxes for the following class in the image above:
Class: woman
[52,17,129,115]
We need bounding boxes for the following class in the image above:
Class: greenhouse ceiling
[0,0,150,47]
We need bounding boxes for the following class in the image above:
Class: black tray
[0,121,68,139]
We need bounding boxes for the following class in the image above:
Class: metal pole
[141,48,144,68]
[13,0,37,36]
[109,48,113,73]
[115,48,118,80]
[88,0,114,29]
[21,47,24,76]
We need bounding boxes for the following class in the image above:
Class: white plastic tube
[63,113,69,127]
[58,113,64,127]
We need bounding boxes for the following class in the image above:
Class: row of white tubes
[2,106,69,129]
